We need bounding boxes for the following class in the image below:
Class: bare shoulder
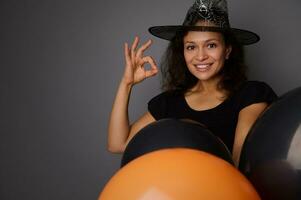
[239,102,268,117]
[237,102,269,130]
[125,112,156,146]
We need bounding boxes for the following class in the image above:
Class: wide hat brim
[149,25,260,45]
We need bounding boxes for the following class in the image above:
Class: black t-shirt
[148,81,278,151]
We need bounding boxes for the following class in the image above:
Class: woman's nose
[195,48,208,60]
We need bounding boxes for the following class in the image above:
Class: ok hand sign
[122,36,158,86]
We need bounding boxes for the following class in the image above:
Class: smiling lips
[195,64,212,71]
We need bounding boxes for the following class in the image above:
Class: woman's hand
[122,36,158,86]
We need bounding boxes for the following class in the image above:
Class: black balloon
[121,118,234,167]
[239,87,301,200]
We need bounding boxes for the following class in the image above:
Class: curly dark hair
[160,30,247,96]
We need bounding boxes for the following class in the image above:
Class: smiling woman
[183,30,231,84]
[107,0,278,167]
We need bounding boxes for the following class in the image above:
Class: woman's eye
[207,43,217,49]
[186,45,195,50]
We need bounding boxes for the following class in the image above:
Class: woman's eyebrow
[184,38,220,44]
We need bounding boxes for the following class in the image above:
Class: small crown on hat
[195,0,228,14]
[183,0,230,28]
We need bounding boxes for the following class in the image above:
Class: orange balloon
[99,148,260,200]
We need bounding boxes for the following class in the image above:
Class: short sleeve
[148,92,169,120]
[237,81,278,111]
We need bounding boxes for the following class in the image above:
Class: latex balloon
[239,87,301,200]
[99,149,260,200]
[121,118,233,167]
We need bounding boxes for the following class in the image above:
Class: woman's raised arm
[107,37,158,153]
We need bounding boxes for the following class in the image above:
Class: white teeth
[196,64,210,69]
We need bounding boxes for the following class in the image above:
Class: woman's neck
[185,76,229,101]
[190,77,221,94]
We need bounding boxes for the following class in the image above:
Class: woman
[107,0,277,166]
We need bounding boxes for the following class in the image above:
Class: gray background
[1,0,300,199]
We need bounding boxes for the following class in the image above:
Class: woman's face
[183,30,232,83]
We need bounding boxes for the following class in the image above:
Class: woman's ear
[225,45,232,59]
